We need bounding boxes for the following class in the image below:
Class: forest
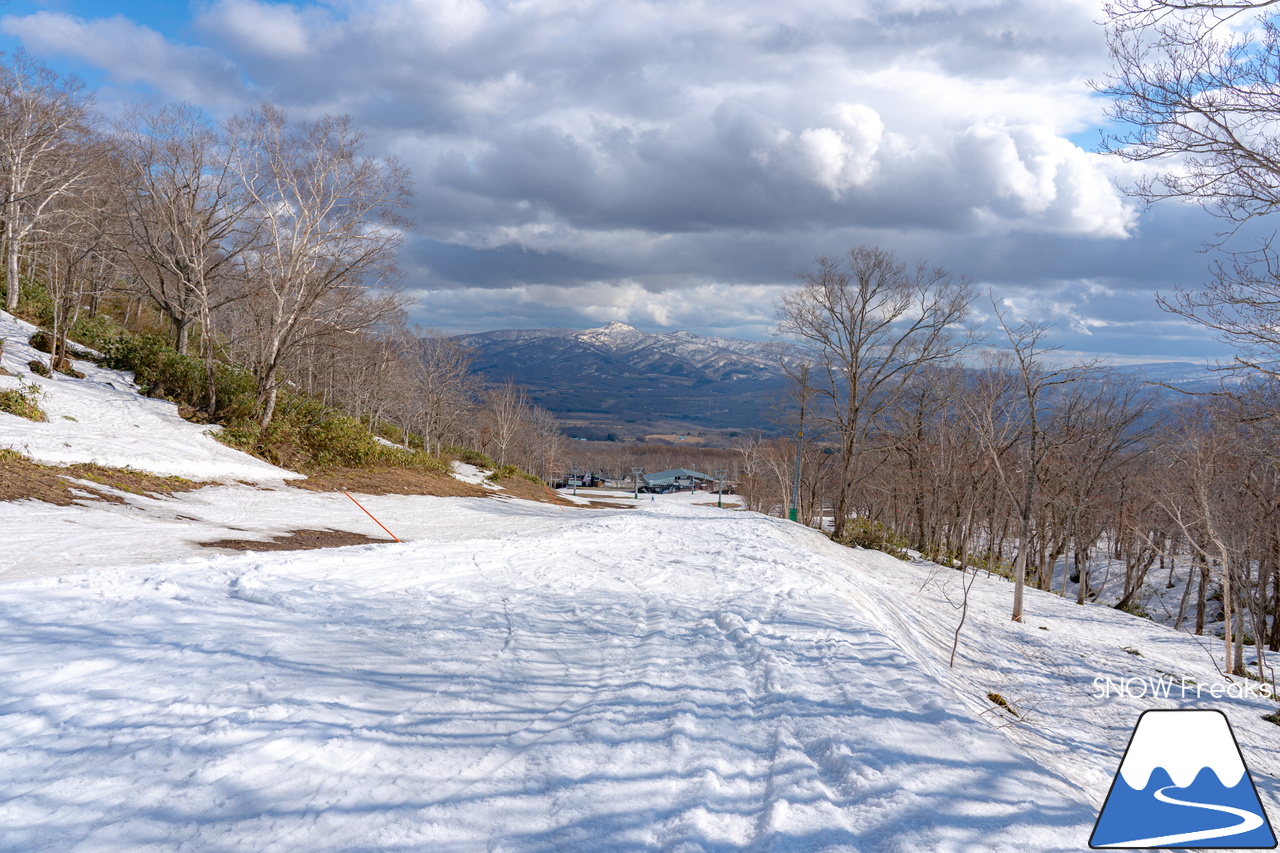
[0,51,565,479]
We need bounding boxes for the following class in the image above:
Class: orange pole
[542,483,567,512]
[344,492,401,542]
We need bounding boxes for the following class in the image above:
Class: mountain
[455,322,793,439]
[455,323,1235,441]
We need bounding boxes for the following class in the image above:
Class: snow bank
[0,311,299,483]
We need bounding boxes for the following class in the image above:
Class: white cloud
[954,121,1137,237]
[6,0,1229,358]
[793,103,884,196]
[196,0,316,58]
[0,12,245,105]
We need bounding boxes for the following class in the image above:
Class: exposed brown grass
[200,528,390,551]
[288,466,489,498]
[0,449,209,505]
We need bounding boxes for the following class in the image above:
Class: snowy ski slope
[1,309,1278,851]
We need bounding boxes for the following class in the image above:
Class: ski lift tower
[715,469,728,508]
[570,464,581,496]
[631,466,644,501]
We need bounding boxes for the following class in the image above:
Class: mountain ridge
[454,322,1232,439]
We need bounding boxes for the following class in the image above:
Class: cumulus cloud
[953,121,1136,237]
[0,12,245,105]
[195,0,317,58]
[1,0,1232,360]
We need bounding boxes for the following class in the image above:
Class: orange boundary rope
[344,492,402,542]
[542,483,567,512]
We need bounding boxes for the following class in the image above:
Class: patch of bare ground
[490,474,566,505]
[290,467,592,508]
[0,449,209,505]
[288,466,488,497]
[199,528,389,551]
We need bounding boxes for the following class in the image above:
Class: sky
[0,0,1252,363]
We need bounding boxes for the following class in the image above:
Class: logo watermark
[1091,710,1276,849]
[1093,676,1274,701]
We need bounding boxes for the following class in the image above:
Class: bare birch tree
[967,312,1091,622]
[0,52,96,311]
[480,379,531,467]
[405,331,482,456]
[112,102,260,415]
[225,104,411,427]
[38,142,119,373]
[1099,0,1280,375]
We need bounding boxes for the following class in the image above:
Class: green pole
[789,364,808,524]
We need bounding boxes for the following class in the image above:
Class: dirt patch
[289,466,488,498]
[0,450,210,505]
[489,474,566,505]
[200,528,391,551]
[291,466,595,508]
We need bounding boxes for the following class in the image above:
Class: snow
[0,482,567,582]
[1,503,1103,852]
[450,460,502,489]
[3,309,1280,851]
[0,312,297,483]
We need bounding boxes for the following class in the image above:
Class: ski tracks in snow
[0,503,1096,852]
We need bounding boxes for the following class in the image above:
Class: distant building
[642,468,716,492]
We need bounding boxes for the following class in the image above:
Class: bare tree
[1098,0,1280,375]
[37,142,119,373]
[112,102,260,415]
[480,379,531,467]
[775,245,975,539]
[225,104,411,427]
[967,311,1092,622]
[0,52,96,311]
[405,331,482,456]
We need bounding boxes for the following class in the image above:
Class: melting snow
[1,309,1278,852]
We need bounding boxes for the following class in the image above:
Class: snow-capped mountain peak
[571,321,648,350]
[1118,711,1247,790]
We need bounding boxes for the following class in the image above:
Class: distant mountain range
[455,322,1232,441]
[454,322,793,439]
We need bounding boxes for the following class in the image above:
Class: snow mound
[451,460,502,489]
[0,311,299,483]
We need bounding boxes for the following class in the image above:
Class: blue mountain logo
[1091,709,1276,848]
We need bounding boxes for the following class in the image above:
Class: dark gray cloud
[0,0,1242,361]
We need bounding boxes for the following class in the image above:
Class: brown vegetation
[289,466,488,498]
[0,450,209,505]
[199,528,389,552]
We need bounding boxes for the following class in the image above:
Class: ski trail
[0,504,1102,851]
[1107,785,1265,847]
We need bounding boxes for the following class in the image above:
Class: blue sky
[0,0,1246,364]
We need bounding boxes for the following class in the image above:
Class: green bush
[13,278,53,327]
[217,392,448,472]
[972,550,1015,579]
[487,463,542,484]
[70,312,127,352]
[833,518,910,560]
[1119,598,1152,620]
[101,333,256,421]
[452,447,495,469]
[0,382,45,421]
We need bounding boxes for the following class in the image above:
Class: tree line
[0,51,560,477]
[755,243,1280,679]
[736,0,1280,681]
